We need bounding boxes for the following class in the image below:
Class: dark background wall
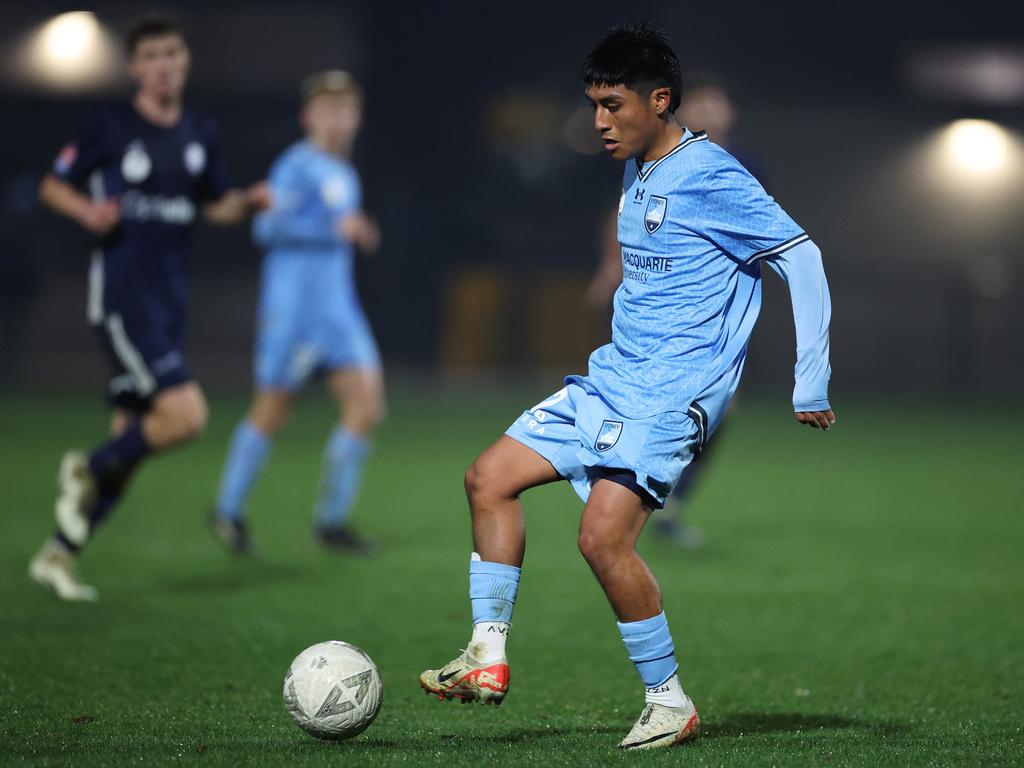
[2,0,1022,400]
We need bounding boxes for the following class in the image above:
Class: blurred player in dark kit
[29,13,268,601]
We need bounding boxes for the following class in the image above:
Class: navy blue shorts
[93,311,191,413]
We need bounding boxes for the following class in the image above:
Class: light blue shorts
[254,255,380,391]
[504,383,705,507]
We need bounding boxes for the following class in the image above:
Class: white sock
[645,674,687,709]
[467,621,510,663]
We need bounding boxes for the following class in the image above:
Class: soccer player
[586,74,756,550]
[419,22,834,750]
[28,13,268,601]
[210,71,383,556]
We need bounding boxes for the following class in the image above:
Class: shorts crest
[595,420,623,452]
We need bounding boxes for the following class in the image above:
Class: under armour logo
[634,188,646,202]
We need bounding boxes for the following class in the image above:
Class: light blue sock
[617,611,679,688]
[469,554,521,624]
[314,427,371,528]
[215,421,271,521]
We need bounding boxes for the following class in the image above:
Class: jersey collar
[634,127,708,182]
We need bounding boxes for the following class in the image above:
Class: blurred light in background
[942,119,1011,176]
[914,118,1024,201]
[907,45,1024,105]
[9,11,121,92]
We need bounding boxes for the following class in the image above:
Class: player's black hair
[125,12,186,54]
[580,21,682,113]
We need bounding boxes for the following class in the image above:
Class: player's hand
[338,211,381,255]
[246,181,273,212]
[76,199,120,236]
[795,409,836,431]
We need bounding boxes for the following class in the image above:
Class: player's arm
[338,210,380,255]
[40,116,119,236]
[202,184,270,226]
[39,174,119,236]
[762,239,835,431]
[196,116,270,226]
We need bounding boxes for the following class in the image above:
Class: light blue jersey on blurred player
[509,127,830,505]
[253,140,379,390]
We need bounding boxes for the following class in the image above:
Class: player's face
[586,83,670,161]
[302,94,362,152]
[129,34,190,101]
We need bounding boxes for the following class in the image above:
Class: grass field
[1,387,1022,766]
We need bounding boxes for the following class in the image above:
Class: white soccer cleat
[618,698,700,750]
[419,650,510,705]
[28,539,98,602]
[54,451,97,547]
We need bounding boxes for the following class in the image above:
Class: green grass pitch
[1,388,1021,766]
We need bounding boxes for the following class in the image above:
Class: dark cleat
[313,525,378,556]
[209,513,254,555]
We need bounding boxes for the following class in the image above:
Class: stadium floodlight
[942,119,1011,176]
[10,11,121,91]
[39,12,101,66]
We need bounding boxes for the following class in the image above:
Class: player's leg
[211,389,292,553]
[420,433,564,704]
[311,366,384,553]
[30,382,205,601]
[28,406,134,602]
[578,478,699,749]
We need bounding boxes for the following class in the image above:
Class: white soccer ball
[283,641,383,740]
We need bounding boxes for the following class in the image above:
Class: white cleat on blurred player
[54,451,97,547]
[618,698,700,750]
[28,539,98,602]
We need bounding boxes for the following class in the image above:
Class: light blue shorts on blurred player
[504,382,707,508]
[255,253,380,391]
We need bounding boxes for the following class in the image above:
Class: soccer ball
[283,641,382,740]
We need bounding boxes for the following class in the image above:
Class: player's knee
[464,455,504,507]
[176,398,208,442]
[168,391,207,443]
[577,519,627,567]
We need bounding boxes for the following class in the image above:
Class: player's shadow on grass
[161,562,311,594]
[701,712,909,740]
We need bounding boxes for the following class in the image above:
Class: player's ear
[651,87,672,117]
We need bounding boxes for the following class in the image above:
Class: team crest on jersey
[184,142,206,175]
[54,143,77,175]
[617,188,625,217]
[644,195,667,233]
[121,141,151,183]
[321,176,347,207]
[595,420,623,452]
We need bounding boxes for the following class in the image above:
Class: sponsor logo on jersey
[184,142,206,175]
[119,190,195,224]
[121,141,152,183]
[595,420,623,452]
[644,195,667,233]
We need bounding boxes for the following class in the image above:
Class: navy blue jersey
[52,103,228,326]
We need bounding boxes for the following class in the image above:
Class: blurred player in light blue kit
[212,71,384,555]
[420,23,834,750]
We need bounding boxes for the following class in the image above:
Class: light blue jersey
[508,128,831,505]
[251,141,379,389]
[568,128,830,429]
